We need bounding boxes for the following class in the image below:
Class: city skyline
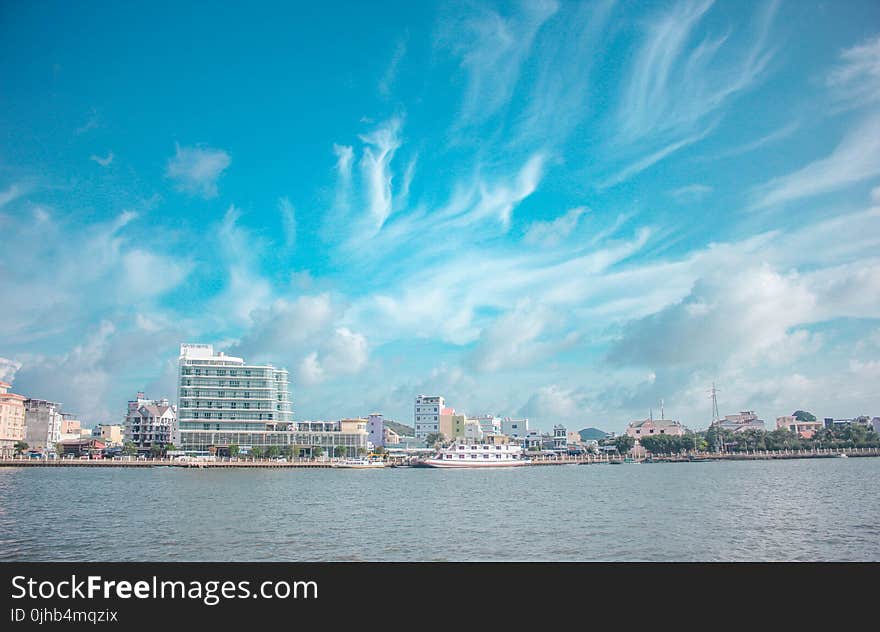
[2,1,880,433]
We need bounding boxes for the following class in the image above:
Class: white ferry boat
[332,458,386,469]
[421,441,531,468]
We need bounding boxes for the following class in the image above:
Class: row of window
[179,378,283,388]
[180,401,281,410]
[445,454,506,459]
[183,412,278,420]
[181,368,268,377]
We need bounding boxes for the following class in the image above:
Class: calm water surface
[1,458,878,561]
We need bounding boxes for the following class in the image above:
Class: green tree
[312,446,324,458]
[55,442,66,458]
[793,410,816,422]
[334,445,348,458]
[122,441,138,456]
[14,441,28,456]
[149,444,164,458]
[250,447,265,459]
[228,444,240,458]
[356,447,367,456]
[266,445,281,458]
[614,435,635,454]
[425,432,444,447]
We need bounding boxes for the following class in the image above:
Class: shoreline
[1,447,878,469]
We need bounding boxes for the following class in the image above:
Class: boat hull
[420,459,531,468]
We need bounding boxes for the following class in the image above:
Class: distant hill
[385,420,415,437]
[579,427,610,441]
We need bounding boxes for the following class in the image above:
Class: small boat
[332,458,386,469]
[836,453,848,459]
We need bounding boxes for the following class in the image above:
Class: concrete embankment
[1,447,877,469]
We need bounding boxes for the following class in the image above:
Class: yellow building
[0,382,27,457]
[340,418,368,435]
[95,424,124,445]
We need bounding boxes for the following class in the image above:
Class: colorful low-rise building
[0,382,26,457]
[626,418,686,439]
[776,415,823,438]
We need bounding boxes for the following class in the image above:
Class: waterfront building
[383,426,401,445]
[626,418,685,439]
[93,424,124,445]
[776,415,823,438]
[24,398,63,453]
[501,417,529,439]
[287,420,369,456]
[438,406,456,439]
[414,395,445,439]
[566,430,582,445]
[523,430,543,451]
[824,415,874,428]
[59,437,106,458]
[471,414,501,436]
[714,411,765,433]
[60,414,82,436]
[0,382,26,457]
[553,425,567,451]
[367,413,385,447]
[463,419,483,442]
[124,392,178,453]
[439,409,467,440]
[178,343,293,453]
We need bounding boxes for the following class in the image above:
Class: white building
[414,395,445,439]
[501,417,529,438]
[714,411,765,433]
[177,343,294,453]
[471,414,501,436]
[463,419,484,442]
[553,425,567,451]
[124,392,178,453]
[24,399,63,453]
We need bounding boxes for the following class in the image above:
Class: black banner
[1,562,874,628]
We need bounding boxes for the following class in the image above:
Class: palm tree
[14,441,28,456]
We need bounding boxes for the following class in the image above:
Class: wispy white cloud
[599,128,712,189]
[90,151,114,167]
[523,206,588,246]
[827,33,880,110]
[751,115,880,210]
[166,143,231,199]
[74,109,99,135]
[440,0,559,127]
[359,118,402,231]
[0,183,28,208]
[511,0,614,147]
[618,0,777,144]
[210,206,272,325]
[669,184,713,202]
[710,120,799,159]
[379,35,408,97]
[278,196,297,248]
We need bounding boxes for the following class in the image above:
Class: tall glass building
[177,343,294,452]
[176,343,368,456]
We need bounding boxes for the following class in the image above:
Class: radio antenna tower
[709,382,720,422]
[709,382,722,453]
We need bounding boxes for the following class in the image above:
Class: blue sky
[1,0,879,432]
